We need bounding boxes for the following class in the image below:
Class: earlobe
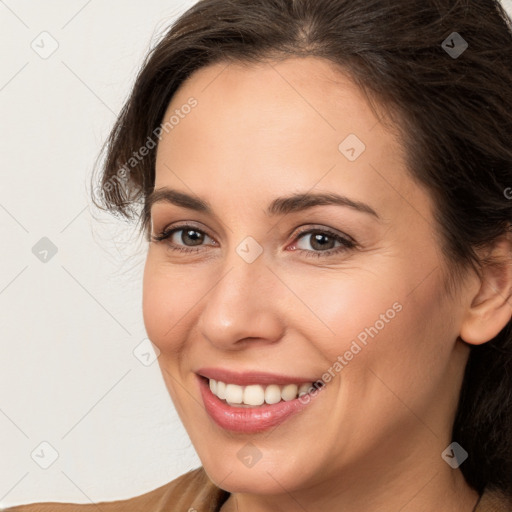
[459,233,512,346]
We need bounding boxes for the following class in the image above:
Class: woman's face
[143,57,472,497]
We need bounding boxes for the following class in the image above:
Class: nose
[197,252,286,351]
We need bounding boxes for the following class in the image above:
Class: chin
[208,467,299,495]
[199,450,313,496]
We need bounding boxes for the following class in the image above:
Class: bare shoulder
[2,467,212,512]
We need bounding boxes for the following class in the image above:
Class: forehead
[160,57,392,158]
[153,56,429,225]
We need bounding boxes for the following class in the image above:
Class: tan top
[4,466,512,512]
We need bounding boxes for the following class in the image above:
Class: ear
[459,231,512,345]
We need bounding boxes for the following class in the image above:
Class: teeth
[207,378,316,406]
[216,380,226,400]
[281,384,298,401]
[225,383,243,404]
[244,384,265,406]
[264,384,281,405]
[298,383,312,396]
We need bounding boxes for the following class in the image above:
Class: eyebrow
[145,187,380,219]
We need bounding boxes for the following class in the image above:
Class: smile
[196,368,323,433]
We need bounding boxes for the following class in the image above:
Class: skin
[142,57,512,511]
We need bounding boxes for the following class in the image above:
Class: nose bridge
[197,244,285,348]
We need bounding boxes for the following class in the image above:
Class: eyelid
[290,224,355,243]
[153,220,214,239]
[153,223,351,243]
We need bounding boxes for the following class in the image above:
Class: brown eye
[177,229,205,246]
[151,224,215,254]
[305,232,337,251]
[294,229,355,254]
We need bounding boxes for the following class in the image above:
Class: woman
[7,0,512,510]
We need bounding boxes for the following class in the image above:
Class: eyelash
[151,223,356,258]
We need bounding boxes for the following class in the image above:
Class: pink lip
[196,374,321,433]
[196,367,318,386]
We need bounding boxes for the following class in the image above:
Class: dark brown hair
[92,0,512,497]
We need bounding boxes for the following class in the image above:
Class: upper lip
[197,367,318,386]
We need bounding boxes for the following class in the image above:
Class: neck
[220,455,480,512]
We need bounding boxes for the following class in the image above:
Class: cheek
[345,270,455,415]
[142,269,168,348]
[290,262,448,388]
[283,267,403,362]
[142,256,220,356]
[142,258,191,352]
[142,264,199,409]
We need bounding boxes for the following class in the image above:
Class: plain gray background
[1,0,511,507]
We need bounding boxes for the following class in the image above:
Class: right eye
[151,224,217,253]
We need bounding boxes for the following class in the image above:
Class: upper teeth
[209,379,314,406]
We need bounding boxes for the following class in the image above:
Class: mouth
[196,368,324,433]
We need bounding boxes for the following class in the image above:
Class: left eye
[292,229,355,253]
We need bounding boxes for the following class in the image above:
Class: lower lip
[197,375,318,433]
